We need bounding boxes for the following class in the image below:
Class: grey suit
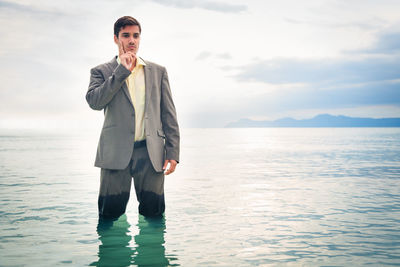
[86,56,179,218]
[86,56,179,172]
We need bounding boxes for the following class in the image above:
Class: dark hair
[114,16,141,37]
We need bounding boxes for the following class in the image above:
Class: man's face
[114,25,141,55]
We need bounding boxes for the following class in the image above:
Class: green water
[90,215,177,266]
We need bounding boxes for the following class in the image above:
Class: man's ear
[113,35,118,44]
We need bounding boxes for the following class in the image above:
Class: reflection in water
[90,214,133,267]
[133,215,178,266]
[90,214,178,267]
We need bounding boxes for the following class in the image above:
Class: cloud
[0,0,41,12]
[276,80,400,109]
[235,30,400,86]
[284,17,387,31]
[195,51,232,61]
[227,29,400,120]
[352,32,400,55]
[235,57,400,86]
[213,79,400,125]
[216,53,231,60]
[0,0,64,16]
[232,56,400,114]
[195,51,212,60]
[148,0,247,13]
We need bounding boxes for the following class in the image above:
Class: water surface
[0,128,399,266]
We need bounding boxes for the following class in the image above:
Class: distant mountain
[225,114,400,128]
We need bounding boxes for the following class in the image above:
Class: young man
[86,16,180,219]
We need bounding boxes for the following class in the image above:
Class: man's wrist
[114,63,131,81]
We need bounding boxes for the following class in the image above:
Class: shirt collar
[116,55,146,68]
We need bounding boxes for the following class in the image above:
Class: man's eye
[134,34,140,38]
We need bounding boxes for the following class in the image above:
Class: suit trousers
[98,143,165,219]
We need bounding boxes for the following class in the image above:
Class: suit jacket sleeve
[160,68,180,162]
[86,64,131,110]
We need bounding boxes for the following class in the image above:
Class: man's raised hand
[118,39,136,71]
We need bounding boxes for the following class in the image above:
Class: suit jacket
[86,56,180,172]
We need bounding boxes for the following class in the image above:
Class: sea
[0,128,399,266]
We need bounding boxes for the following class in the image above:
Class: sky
[0,0,399,128]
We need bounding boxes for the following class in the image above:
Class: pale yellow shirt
[117,56,146,141]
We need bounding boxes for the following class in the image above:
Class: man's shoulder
[91,56,118,72]
[141,58,166,72]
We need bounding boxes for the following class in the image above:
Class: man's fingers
[164,160,177,175]
[118,39,127,55]
[127,50,136,56]
[117,39,124,56]
[121,40,126,53]
[163,160,169,170]
[126,51,136,61]
[126,52,136,71]
[166,164,176,175]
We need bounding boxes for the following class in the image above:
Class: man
[86,16,180,219]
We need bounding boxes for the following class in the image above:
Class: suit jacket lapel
[122,81,133,107]
[143,61,152,115]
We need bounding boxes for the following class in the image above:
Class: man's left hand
[163,159,177,175]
